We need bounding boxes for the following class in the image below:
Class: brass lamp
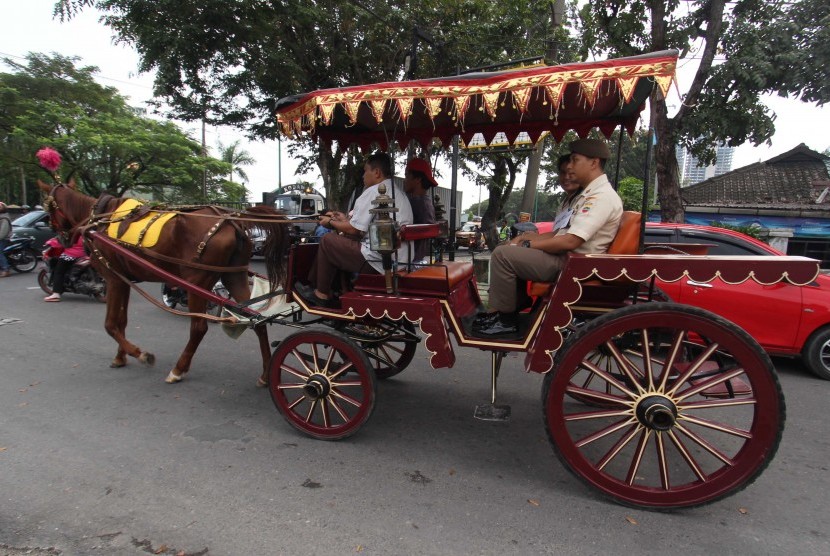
[369,184,400,293]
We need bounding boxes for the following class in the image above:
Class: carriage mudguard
[523,253,821,374]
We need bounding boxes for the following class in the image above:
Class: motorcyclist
[43,234,86,302]
[0,202,11,277]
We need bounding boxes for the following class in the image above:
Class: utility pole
[201,116,208,200]
[519,0,566,217]
[20,167,27,206]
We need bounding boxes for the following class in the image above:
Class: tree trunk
[520,142,543,215]
[482,156,518,249]
[651,95,683,223]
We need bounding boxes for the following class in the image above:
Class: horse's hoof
[256,377,268,388]
[138,352,156,366]
[110,359,127,368]
[165,371,183,384]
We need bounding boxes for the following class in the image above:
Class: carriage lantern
[369,184,400,293]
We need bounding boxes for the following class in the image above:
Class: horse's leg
[104,277,155,368]
[164,294,210,384]
[253,324,271,388]
[222,272,271,387]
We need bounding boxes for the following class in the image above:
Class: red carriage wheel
[268,330,376,440]
[543,303,784,509]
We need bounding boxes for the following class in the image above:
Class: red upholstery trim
[399,223,442,241]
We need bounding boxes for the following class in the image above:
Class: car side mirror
[34,221,50,228]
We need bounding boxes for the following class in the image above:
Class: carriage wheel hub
[636,395,678,431]
[303,375,331,400]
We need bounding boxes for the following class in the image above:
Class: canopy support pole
[613,124,625,189]
[449,134,459,261]
[639,123,654,254]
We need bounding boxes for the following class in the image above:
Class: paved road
[1,266,829,555]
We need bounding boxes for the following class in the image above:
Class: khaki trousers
[487,244,565,313]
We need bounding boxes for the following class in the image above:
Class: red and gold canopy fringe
[275,50,677,151]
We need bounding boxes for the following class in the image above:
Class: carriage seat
[528,210,642,298]
[352,223,473,296]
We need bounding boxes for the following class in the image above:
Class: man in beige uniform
[475,138,623,336]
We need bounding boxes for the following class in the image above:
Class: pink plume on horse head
[36,147,62,173]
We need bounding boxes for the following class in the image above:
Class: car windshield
[12,211,46,227]
[461,223,478,232]
[274,196,300,214]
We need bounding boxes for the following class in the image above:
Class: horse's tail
[240,206,291,290]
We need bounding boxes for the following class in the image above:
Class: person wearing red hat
[404,157,438,262]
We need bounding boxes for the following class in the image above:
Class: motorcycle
[161,281,228,317]
[37,239,107,302]
[3,236,40,272]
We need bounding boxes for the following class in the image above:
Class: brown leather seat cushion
[353,261,474,295]
[528,210,642,297]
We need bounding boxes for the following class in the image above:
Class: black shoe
[294,283,335,308]
[475,314,519,337]
[472,312,499,330]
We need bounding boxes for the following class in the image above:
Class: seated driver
[298,152,414,307]
[474,138,623,336]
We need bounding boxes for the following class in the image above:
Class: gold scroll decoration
[318,103,336,126]
[369,99,386,123]
[616,76,640,104]
[544,82,566,110]
[396,98,414,122]
[579,78,602,107]
[344,101,362,125]
[512,87,531,114]
[482,92,500,119]
[424,97,442,120]
[453,95,471,124]
[655,74,674,99]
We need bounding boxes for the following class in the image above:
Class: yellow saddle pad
[106,199,176,248]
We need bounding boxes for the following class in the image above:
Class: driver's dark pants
[309,233,377,296]
[487,244,565,314]
[0,239,9,272]
[52,256,76,294]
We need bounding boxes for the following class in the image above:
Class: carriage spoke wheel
[268,330,376,440]
[543,303,784,509]
[344,319,418,380]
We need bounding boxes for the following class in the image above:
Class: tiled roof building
[681,144,830,214]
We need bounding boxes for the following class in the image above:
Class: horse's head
[38,178,89,236]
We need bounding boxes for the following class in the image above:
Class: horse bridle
[43,183,77,239]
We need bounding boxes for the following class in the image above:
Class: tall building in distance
[675,143,735,187]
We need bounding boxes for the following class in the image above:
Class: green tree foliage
[467,189,563,224]
[0,53,229,203]
[56,0,572,213]
[617,176,653,212]
[540,128,653,192]
[216,140,254,184]
[578,0,830,223]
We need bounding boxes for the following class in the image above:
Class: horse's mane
[233,205,291,290]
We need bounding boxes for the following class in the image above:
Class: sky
[2,1,829,210]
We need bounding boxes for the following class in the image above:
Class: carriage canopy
[275,50,677,150]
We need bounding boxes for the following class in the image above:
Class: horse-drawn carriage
[42,50,819,509]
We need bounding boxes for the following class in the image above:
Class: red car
[644,222,830,380]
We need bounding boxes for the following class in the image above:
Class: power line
[0,49,153,91]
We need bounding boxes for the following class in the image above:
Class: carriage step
[474,403,511,421]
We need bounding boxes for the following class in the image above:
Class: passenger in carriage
[551,154,584,228]
[474,138,623,336]
[297,152,414,307]
[403,157,438,263]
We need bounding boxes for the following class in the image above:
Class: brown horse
[39,180,290,386]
